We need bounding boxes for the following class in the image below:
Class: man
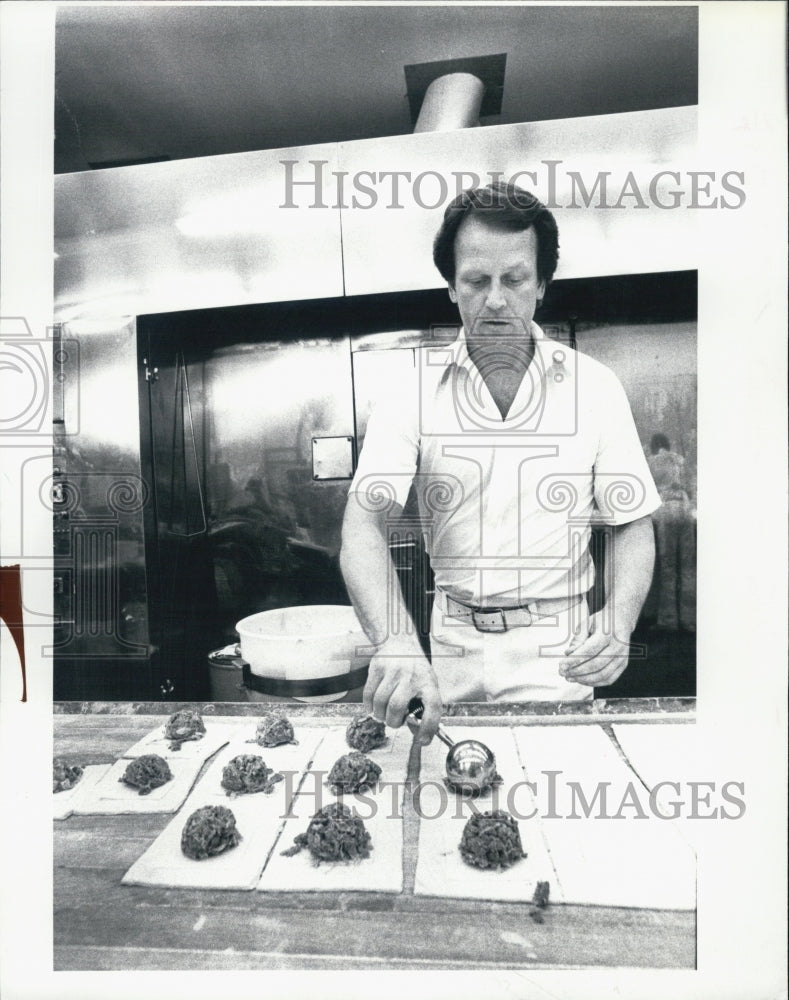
[340,182,660,744]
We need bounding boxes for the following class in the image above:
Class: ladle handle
[405,697,456,750]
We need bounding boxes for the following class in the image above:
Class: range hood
[54,106,698,321]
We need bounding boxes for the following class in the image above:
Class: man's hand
[558,608,633,687]
[559,516,654,688]
[341,493,443,742]
[363,637,443,745]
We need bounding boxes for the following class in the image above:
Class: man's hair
[432,181,560,287]
[650,433,671,453]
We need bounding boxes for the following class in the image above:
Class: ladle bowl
[405,698,498,794]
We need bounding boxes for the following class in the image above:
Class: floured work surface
[53,764,112,820]
[72,756,204,815]
[512,725,696,910]
[121,721,235,761]
[54,707,697,970]
[259,726,411,893]
[613,722,701,849]
[612,722,698,791]
[414,726,558,902]
[122,726,324,890]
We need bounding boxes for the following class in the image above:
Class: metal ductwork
[405,53,506,133]
[414,72,484,132]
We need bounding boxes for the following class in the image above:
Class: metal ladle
[405,697,498,794]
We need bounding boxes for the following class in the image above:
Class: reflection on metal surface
[350,326,458,354]
[54,143,344,320]
[338,106,697,295]
[351,345,415,454]
[166,353,207,537]
[54,318,150,672]
[576,320,697,634]
[202,336,354,557]
[54,108,696,321]
[140,323,358,694]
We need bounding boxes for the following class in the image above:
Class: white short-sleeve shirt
[349,323,661,606]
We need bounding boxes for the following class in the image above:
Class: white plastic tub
[235,605,372,703]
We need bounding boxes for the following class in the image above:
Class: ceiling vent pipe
[405,54,506,133]
[413,72,485,132]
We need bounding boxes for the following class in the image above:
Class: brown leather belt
[443,592,583,633]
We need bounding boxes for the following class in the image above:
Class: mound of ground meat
[53,758,83,793]
[248,713,298,748]
[220,754,283,796]
[181,805,241,860]
[282,801,372,863]
[164,708,206,750]
[345,715,386,753]
[327,751,381,794]
[120,754,173,795]
[459,810,526,870]
[529,880,551,922]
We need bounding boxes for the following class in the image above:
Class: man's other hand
[558,609,632,687]
[363,638,443,745]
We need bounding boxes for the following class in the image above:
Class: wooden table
[54,699,696,970]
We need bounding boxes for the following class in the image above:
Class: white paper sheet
[512,724,696,910]
[71,756,204,815]
[53,764,112,820]
[612,722,699,790]
[413,726,559,903]
[259,726,411,893]
[121,727,324,890]
[186,724,326,801]
[121,720,235,761]
[613,722,702,849]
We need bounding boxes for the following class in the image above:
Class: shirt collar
[455,320,543,363]
[451,322,569,381]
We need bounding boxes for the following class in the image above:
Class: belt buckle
[471,608,508,633]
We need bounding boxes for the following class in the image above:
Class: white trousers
[429,588,594,703]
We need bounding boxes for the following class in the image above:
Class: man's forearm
[340,493,442,739]
[339,495,423,651]
[606,515,656,634]
[560,515,656,685]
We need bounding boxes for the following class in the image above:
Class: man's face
[448,215,546,343]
